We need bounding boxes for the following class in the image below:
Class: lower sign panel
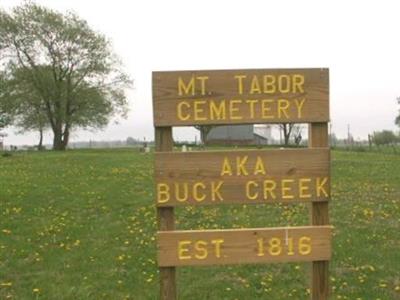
[157,226,332,267]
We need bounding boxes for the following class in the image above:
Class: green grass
[1,148,399,299]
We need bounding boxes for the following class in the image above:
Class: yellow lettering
[234,75,247,95]
[197,76,209,95]
[229,99,243,120]
[236,155,249,176]
[268,237,282,256]
[193,100,207,121]
[245,99,258,119]
[209,100,226,120]
[278,75,291,93]
[157,183,170,203]
[178,76,195,96]
[175,183,188,202]
[261,99,274,119]
[211,181,224,201]
[316,177,329,197]
[193,182,206,202]
[257,238,265,256]
[220,157,233,176]
[287,237,295,255]
[292,74,304,93]
[246,181,258,200]
[277,99,290,119]
[263,180,277,200]
[194,240,208,260]
[177,101,191,121]
[250,76,261,94]
[294,98,306,118]
[263,75,276,93]
[211,239,224,258]
[281,179,294,199]
[299,178,311,199]
[254,156,266,175]
[178,240,191,260]
[298,236,312,255]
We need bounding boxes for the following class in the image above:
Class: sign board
[153,67,331,300]
[158,226,332,267]
[155,148,330,206]
[153,68,329,126]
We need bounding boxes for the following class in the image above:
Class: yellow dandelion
[0,282,12,287]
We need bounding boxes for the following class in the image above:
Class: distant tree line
[371,130,399,146]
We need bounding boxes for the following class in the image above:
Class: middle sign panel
[155,148,330,206]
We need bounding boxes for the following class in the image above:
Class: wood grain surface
[158,226,332,267]
[153,68,329,126]
[309,123,330,300]
[155,127,176,300]
[155,148,330,206]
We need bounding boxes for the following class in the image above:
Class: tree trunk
[200,129,206,145]
[52,123,66,150]
[195,125,214,146]
[53,131,65,150]
[62,126,70,150]
[52,121,71,151]
[38,128,43,150]
[283,125,290,146]
[281,123,293,146]
[284,131,290,145]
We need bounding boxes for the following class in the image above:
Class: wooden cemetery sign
[152,68,331,300]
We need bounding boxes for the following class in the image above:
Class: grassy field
[0,148,399,300]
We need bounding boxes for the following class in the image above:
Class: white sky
[1,0,400,145]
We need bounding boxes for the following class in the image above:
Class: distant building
[206,125,272,145]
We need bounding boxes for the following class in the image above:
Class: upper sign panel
[153,68,329,126]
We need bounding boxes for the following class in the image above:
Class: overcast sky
[2,0,400,145]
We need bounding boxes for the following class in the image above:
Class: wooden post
[155,127,176,300]
[309,122,329,300]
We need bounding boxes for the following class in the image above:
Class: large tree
[0,105,12,131]
[0,74,14,131]
[1,66,49,148]
[0,113,11,131]
[0,3,131,150]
